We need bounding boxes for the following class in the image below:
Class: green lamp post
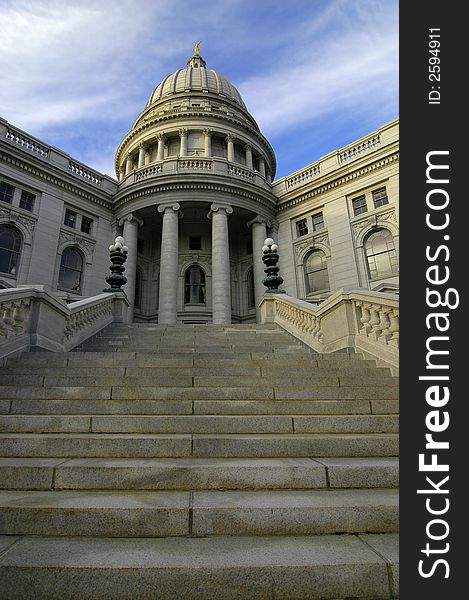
[262,237,285,293]
[103,236,128,292]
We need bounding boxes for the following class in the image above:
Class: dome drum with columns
[114,46,278,325]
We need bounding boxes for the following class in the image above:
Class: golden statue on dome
[194,41,201,55]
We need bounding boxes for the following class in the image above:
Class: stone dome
[145,49,247,110]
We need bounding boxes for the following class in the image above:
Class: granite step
[0,457,399,491]
[0,533,398,599]
[0,433,398,458]
[0,414,398,434]
[0,488,398,537]
[4,397,398,416]
[0,374,398,388]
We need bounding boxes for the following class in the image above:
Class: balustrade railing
[68,161,103,184]
[5,129,49,157]
[339,135,380,162]
[0,287,128,362]
[260,290,399,371]
[286,164,320,188]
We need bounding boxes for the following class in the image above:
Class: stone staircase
[0,323,399,599]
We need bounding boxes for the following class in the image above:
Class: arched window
[58,247,83,292]
[135,267,143,309]
[184,265,205,304]
[365,228,398,280]
[246,267,255,309]
[0,225,21,276]
[304,249,329,294]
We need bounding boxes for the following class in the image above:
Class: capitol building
[0,47,399,324]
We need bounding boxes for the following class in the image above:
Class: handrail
[0,286,129,362]
[259,289,399,372]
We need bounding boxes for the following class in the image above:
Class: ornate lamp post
[262,237,285,293]
[103,236,128,292]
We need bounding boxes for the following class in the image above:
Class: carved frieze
[0,205,37,239]
[58,229,96,260]
[351,208,396,243]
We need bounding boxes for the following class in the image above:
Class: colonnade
[120,207,270,324]
[121,130,268,181]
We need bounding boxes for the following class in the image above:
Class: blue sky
[0,0,398,180]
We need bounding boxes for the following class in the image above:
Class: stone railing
[68,161,103,184]
[5,128,49,157]
[260,289,399,372]
[227,164,255,180]
[339,134,380,163]
[0,286,128,362]
[124,156,270,190]
[178,158,212,171]
[135,164,163,181]
[1,118,117,194]
[286,163,320,189]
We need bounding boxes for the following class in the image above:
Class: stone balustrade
[339,135,380,163]
[286,164,320,189]
[68,161,103,185]
[1,118,118,193]
[5,129,49,157]
[271,118,398,197]
[260,289,399,372]
[0,287,128,363]
[123,156,270,189]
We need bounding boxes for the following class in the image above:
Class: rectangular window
[352,195,367,216]
[137,239,144,254]
[312,212,325,231]
[80,216,93,234]
[64,209,77,228]
[296,218,308,237]
[189,236,202,250]
[19,191,35,211]
[372,187,389,208]
[0,182,14,204]
[246,239,253,255]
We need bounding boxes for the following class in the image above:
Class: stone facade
[0,50,399,324]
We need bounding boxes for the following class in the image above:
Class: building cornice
[276,152,399,213]
[113,178,277,216]
[0,148,114,211]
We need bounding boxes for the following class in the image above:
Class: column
[210,203,233,324]
[119,214,143,322]
[156,134,166,161]
[258,157,266,178]
[247,216,269,320]
[125,153,132,176]
[179,129,188,157]
[225,134,234,162]
[203,128,212,157]
[137,143,146,168]
[157,203,181,325]
[245,144,253,170]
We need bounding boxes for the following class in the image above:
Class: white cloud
[238,2,398,139]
